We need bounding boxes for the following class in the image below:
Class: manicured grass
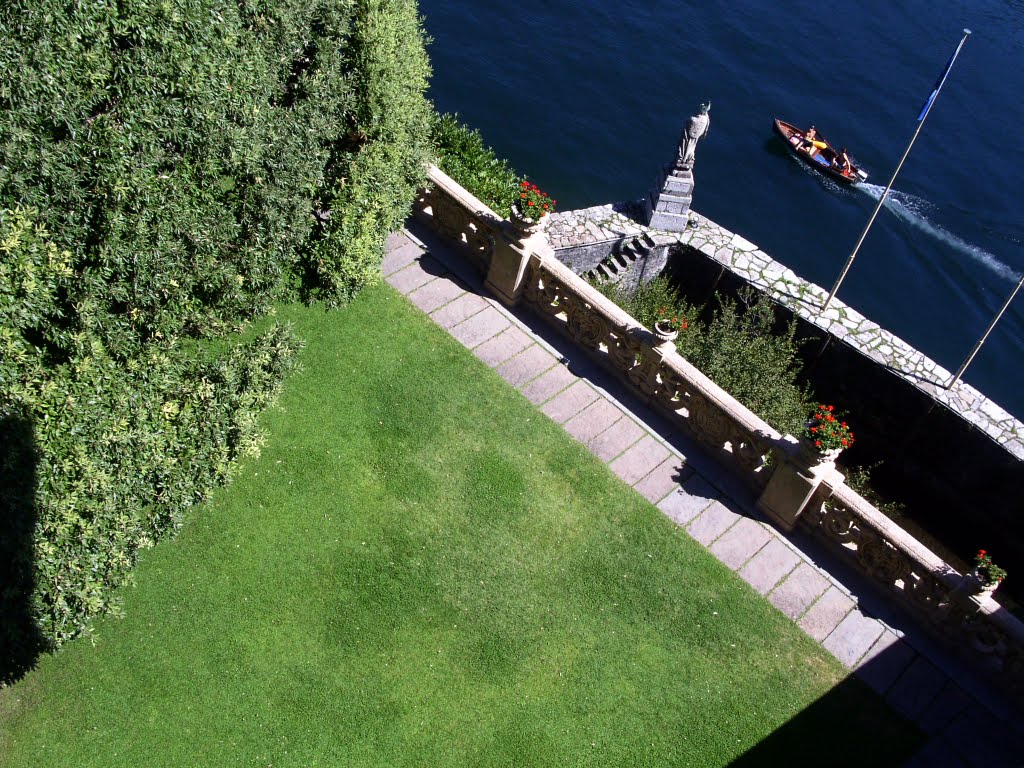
[0,285,921,766]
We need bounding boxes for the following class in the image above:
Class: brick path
[384,222,1024,767]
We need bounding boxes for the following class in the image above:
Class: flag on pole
[917,29,971,121]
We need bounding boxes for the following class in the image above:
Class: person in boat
[834,147,852,176]
[801,126,820,157]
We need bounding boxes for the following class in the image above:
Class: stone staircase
[584,233,657,286]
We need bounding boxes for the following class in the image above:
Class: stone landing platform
[546,202,1024,460]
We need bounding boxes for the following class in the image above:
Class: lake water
[420,0,1024,419]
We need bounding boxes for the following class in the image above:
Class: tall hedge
[0,0,431,679]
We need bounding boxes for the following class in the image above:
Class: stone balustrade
[804,480,1024,692]
[413,165,1024,701]
[521,251,786,491]
[412,165,504,277]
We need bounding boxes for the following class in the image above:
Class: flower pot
[966,570,1000,598]
[796,434,841,466]
[653,320,679,344]
[951,571,999,609]
[509,205,548,236]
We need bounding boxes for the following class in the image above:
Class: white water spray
[856,183,1020,282]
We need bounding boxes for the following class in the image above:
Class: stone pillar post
[644,167,695,232]
[757,438,845,531]
[484,219,550,307]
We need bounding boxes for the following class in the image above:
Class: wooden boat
[773,118,868,184]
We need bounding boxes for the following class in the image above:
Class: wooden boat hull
[773,118,867,185]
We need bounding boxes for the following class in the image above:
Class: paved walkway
[384,221,1024,767]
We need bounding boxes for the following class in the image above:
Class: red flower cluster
[974,549,1007,585]
[802,403,855,452]
[656,306,688,332]
[516,180,557,220]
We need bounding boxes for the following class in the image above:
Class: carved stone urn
[962,571,1000,599]
[509,205,548,237]
[950,571,999,611]
[796,433,842,466]
[653,320,679,344]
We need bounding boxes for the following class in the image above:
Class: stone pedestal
[643,166,695,232]
[757,441,844,531]
[484,222,549,307]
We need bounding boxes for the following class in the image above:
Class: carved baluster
[566,297,609,352]
[608,328,640,376]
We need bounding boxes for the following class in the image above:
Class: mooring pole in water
[821,29,972,313]
[946,272,1024,389]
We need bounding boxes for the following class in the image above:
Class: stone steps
[585,233,657,286]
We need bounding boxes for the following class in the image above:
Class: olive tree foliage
[303,0,433,304]
[0,0,431,674]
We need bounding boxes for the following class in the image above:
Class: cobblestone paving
[547,204,1024,459]
[384,224,1024,767]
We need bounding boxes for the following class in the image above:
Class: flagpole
[821,29,972,312]
[945,273,1024,389]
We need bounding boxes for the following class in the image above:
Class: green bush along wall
[0,0,431,670]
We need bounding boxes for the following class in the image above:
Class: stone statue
[675,101,711,173]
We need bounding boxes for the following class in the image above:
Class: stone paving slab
[473,326,535,368]
[916,682,973,736]
[608,435,671,486]
[854,630,918,695]
[521,362,578,405]
[886,656,950,720]
[943,712,1016,768]
[798,586,855,642]
[587,417,645,462]
[738,537,802,595]
[768,562,831,620]
[822,608,886,668]
[407,274,468,313]
[708,517,772,570]
[541,380,601,424]
[686,501,742,546]
[381,238,423,275]
[431,293,489,329]
[564,398,626,444]
[450,305,511,349]
[903,737,969,768]
[385,257,443,294]
[632,455,691,504]
[496,344,557,389]
[657,476,719,527]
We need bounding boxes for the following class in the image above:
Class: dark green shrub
[1,207,302,671]
[694,290,813,436]
[1,0,431,333]
[431,113,523,214]
[0,0,431,668]
[597,278,813,435]
[302,0,433,305]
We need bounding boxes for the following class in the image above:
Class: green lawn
[0,285,921,766]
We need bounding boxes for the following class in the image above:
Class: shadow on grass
[729,653,1024,765]
[730,682,922,766]
[1,413,45,685]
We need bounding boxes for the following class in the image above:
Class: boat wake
[856,183,1020,282]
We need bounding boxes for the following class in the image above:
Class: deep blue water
[420,0,1024,419]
